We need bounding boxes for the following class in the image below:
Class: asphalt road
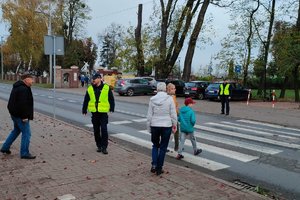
[0,83,300,199]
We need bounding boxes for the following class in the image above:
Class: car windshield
[186,82,196,87]
[207,83,220,89]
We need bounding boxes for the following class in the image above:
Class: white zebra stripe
[206,122,297,140]
[138,130,258,162]
[195,125,300,149]
[238,119,300,132]
[113,133,229,171]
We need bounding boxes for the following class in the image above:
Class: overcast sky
[0,0,230,73]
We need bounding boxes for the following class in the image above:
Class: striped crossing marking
[238,119,300,132]
[110,120,132,125]
[138,130,258,162]
[113,133,229,171]
[132,118,148,122]
[206,122,297,140]
[195,125,300,149]
[222,121,300,138]
[194,131,282,155]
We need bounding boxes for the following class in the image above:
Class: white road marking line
[132,118,147,122]
[85,124,93,128]
[138,130,258,162]
[194,131,282,155]
[195,125,300,149]
[110,120,132,125]
[57,98,65,101]
[113,133,229,171]
[67,100,76,103]
[206,122,297,140]
[48,96,54,99]
[115,109,146,117]
[222,121,300,138]
[238,119,300,132]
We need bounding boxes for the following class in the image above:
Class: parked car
[114,78,156,96]
[165,79,186,96]
[205,82,250,101]
[184,81,210,99]
[136,76,157,88]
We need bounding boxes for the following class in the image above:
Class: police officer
[82,73,115,154]
[218,80,232,115]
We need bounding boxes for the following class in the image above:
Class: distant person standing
[147,82,177,176]
[218,80,232,115]
[80,75,85,87]
[1,73,36,159]
[82,73,115,154]
[167,83,179,151]
[176,98,202,160]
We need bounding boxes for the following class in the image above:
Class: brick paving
[0,98,268,200]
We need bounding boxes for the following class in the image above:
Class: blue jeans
[151,126,172,170]
[1,116,31,157]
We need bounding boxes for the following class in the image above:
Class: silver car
[114,78,156,96]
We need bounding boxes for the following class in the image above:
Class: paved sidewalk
[0,99,267,200]
[57,87,300,128]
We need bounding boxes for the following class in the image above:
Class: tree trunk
[244,1,259,87]
[135,4,145,76]
[262,0,275,99]
[182,0,210,82]
[279,75,288,98]
[293,65,300,102]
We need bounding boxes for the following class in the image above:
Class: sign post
[44,35,64,120]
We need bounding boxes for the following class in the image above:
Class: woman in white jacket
[147,82,177,175]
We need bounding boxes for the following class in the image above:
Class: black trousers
[91,113,108,149]
[220,95,230,114]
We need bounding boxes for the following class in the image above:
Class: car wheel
[127,88,134,96]
[197,93,204,100]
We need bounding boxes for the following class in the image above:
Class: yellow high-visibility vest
[87,84,110,113]
[220,83,230,95]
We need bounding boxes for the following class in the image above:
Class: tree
[182,0,210,81]
[82,37,97,73]
[135,4,145,76]
[2,0,48,72]
[62,0,91,45]
[98,23,125,69]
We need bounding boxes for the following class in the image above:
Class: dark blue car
[205,82,250,101]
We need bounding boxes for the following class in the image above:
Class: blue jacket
[178,106,196,133]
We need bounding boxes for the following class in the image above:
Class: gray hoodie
[147,91,177,132]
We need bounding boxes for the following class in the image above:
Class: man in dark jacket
[1,73,36,159]
[82,73,115,154]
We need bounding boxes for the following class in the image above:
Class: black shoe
[176,154,184,160]
[1,149,11,154]
[220,112,225,114]
[102,149,108,154]
[97,148,102,152]
[21,154,36,159]
[194,149,202,156]
[156,169,164,176]
[150,166,156,173]
[226,113,229,115]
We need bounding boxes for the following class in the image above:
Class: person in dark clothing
[218,80,232,115]
[82,73,115,154]
[1,73,36,159]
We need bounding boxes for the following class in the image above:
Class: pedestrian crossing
[85,118,300,172]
